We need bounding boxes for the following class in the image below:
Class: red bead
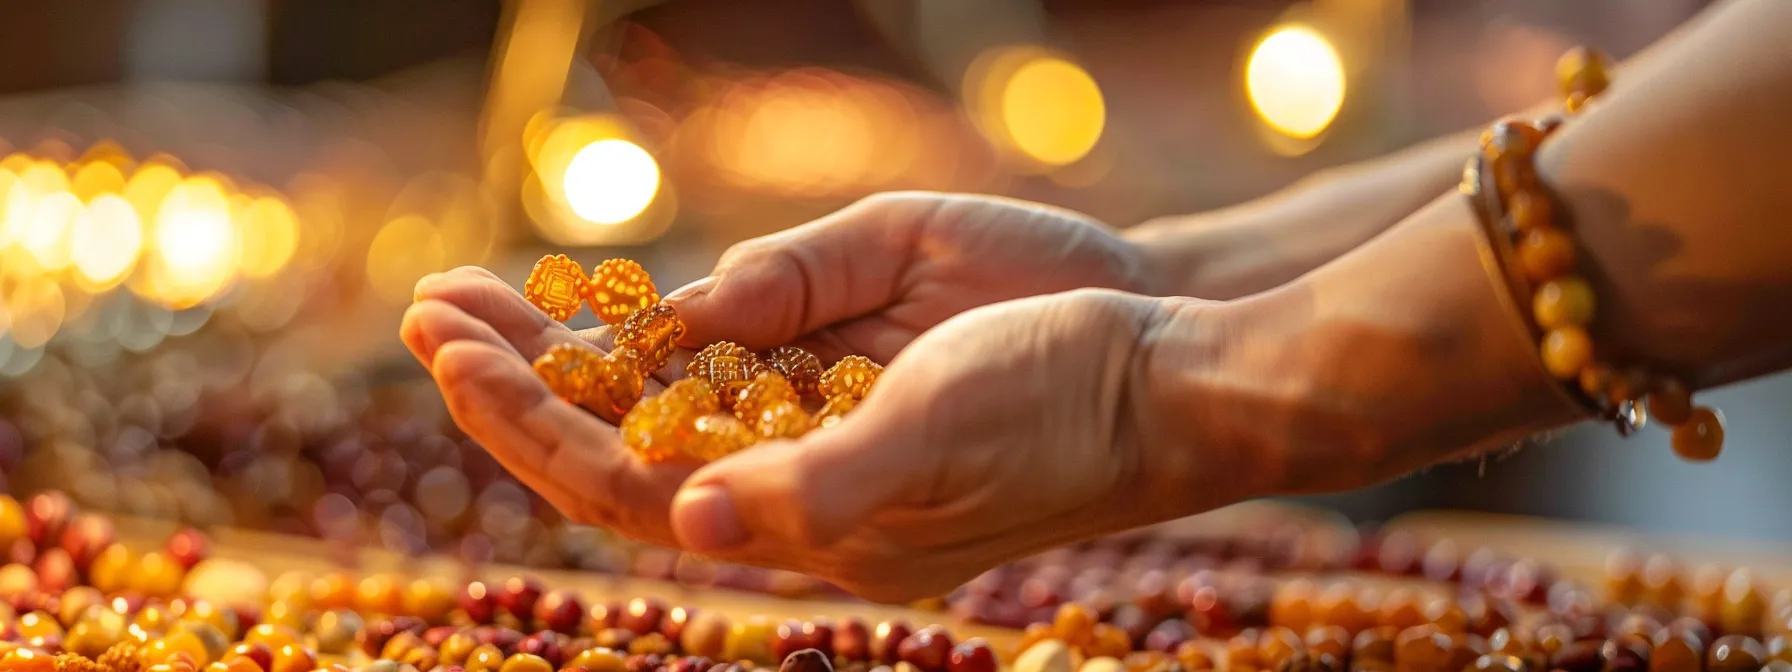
[948,638,999,672]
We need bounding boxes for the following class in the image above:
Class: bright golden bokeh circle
[1245,25,1347,140]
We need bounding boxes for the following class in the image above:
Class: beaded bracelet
[1461,46,1727,462]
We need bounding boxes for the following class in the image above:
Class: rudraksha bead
[764,346,824,396]
[615,304,685,375]
[525,254,590,322]
[687,343,767,409]
[586,259,661,326]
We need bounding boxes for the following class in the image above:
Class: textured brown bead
[821,356,882,401]
[1557,47,1612,99]
[765,346,824,396]
[1518,228,1577,283]
[525,254,591,322]
[586,259,660,326]
[683,414,759,462]
[688,342,768,409]
[1671,407,1725,462]
[615,303,686,375]
[1534,277,1596,329]
[620,378,722,464]
[1508,191,1553,233]
[1542,327,1594,379]
[1645,379,1694,426]
[1721,570,1765,638]
[1705,636,1764,672]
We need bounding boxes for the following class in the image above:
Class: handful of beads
[522,255,881,464]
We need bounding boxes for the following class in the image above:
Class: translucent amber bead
[816,395,858,428]
[686,342,766,408]
[1565,92,1591,115]
[750,402,814,440]
[764,346,824,396]
[821,355,882,401]
[1541,327,1593,379]
[683,413,759,462]
[614,303,685,375]
[1671,407,1725,462]
[1556,47,1611,100]
[1518,229,1576,282]
[586,259,660,326]
[1507,191,1552,233]
[1577,364,1614,401]
[734,372,799,419]
[524,254,590,322]
[1480,121,1541,161]
[1647,378,1694,426]
[533,345,645,423]
[620,379,721,464]
[1533,277,1595,329]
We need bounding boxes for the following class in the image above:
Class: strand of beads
[522,256,884,464]
[1473,46,1724,462]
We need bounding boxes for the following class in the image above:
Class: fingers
[414,267,581,360]
[431,339,691,547]
[665,193,935,349]
[667,406,922,554]
[401,299,519,369]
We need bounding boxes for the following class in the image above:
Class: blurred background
[1,0,1781,588]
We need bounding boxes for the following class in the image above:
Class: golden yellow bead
[1542,326,1594,379]
[1648,378,1695,426]
[585,259,661,326]
[820,355,882,401]
[524,254,590,322]
[500,652,555,672]
[1556,47,1612,99]
[683,413,759,462]
[1518,228,1577,282]
[1533,276,1596,329]
[569,647,628,672]
[1671,406,1725,462]
[464,644,507,672]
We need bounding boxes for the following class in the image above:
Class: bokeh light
[999,55,1107,167]
[143,176,240,309]
[68,195,144,291]
[966,46,1107,169]
[1246,25,1347,140]
[235,196,300,279]
[563,139,661,225]
[365,214,446,304]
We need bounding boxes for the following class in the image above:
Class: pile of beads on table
[523,257,881,465]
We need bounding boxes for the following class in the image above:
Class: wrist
[1136,194,1584,503]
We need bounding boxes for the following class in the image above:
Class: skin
[403,0,1792,602]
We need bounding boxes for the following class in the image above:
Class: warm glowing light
[560,139,661,225]
[70,161,127,202]
[21,191,82,272]
[1246,25,1347,140]
[2,275,66,349]
[365,215,445,304]
[124,164,183,224]
[69,195,144,291]
[236,196,299,278]
[999,56,1106,166]
[146,177,238,308]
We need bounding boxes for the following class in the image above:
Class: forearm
[1125,132,1473,300]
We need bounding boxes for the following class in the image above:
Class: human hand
[664,191,1159,361]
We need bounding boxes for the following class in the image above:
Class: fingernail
[413,273,444,302]
[664,276,719,303]
[672,485,749,551]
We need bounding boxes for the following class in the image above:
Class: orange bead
[614,303,685,374]
[532,344,644,423]
[1507,191,1552,232]
[620,378,722,463]
[1053,602,1098,645]
[1578,364,1615,401]
[748,402,814,441]
[1608,368,1654,403]
[821,355,883,401]
[1518,229,1577,282]
[1565,92,1591,115]
[1671,407,1725,462]
[1533,277,1596,329]
[1489,153,1534,199]
[1270,580,1317,632]
[816,394,858,428]
[687,342,767,409]
[524,254,590,322]
[585,259,660,326]
[1647,378,1695,426]
[682,413,759,462]
[1556,47,1612,99]
[1480,120,1542,161]
[1541,327,1593,379]
[354,574,403,616]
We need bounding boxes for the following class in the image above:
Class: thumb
[663,193,930,349]
[667,413,918,553]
